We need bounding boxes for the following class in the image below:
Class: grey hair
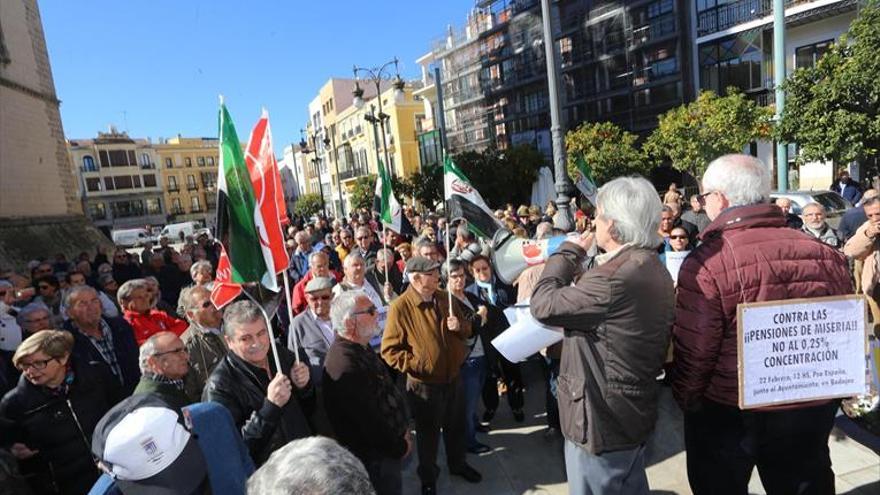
[355,226,371,237]
[456,223,475,241]
[117,278,150,307]
[802,202,824,214]
[246,436,375,495]
[414,236,434,250]
[179,285,210,320]
[64,285,97,309]
[138,331,176,373]
[294,231,309,243]
[190,260,213,279]
[309,251,329,264]
[535,222,553,240]
[702,154,771,207]
[863,196,880,208]
[16,302,50,327]
[343,252,365,268]
[222,299,263,338]
[596,176,663,249]
[375,248,393,262]
[329,289,366,336]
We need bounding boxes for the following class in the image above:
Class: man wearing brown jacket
[531,176,674,495]
[381,256,480,495]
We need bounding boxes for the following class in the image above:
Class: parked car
[111,228,154,247]
[159,221,203,242]
[770,190,852,229]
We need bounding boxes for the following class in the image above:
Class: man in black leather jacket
[202,300,314,466]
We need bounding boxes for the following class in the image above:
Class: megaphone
[491,228,571,285]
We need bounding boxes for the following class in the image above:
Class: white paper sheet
[665,250,690,284]
[492,303,563,363]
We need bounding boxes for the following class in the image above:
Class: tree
[293,193,323,218]
[564,121,648,184]
[400,165,442,211]
[777,1,880,173]
[452,145,543,208]
[644,89,773,178]
[349,175,376,212]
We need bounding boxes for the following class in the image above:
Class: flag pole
[442,156,453,316]
[242,286,284,373]
[282,272,300,364]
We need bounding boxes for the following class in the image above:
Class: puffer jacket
[531,243,674,455]
[202,347,315,466]
[0,358,122,495]
[672,204,852,410]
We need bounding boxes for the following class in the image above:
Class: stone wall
[0,215,113,271]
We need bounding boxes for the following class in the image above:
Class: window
[146,198,162,215]
[197,156,206,167]
[113,175,133,190]
[207,156,215,166]
[171,198,183,214]
[132,175,142,188]
[200,171,216,189]
[82,155,97,171]
[191,196,201,211]
[187,175,197,190]
[140,153,152,168]
[168,176,179,191]
[87,203,106,220]
[648,0,673,19]
[795,40,832,69]
[699,30,766,93]
[85,178,101,192]
[143,174,157,187]
[110,199,144,218]
[103,177,115,190]
[165,157,174,168]
[185,157,192,167]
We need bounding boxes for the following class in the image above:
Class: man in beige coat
[843,195,880,333]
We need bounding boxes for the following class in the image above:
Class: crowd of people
[0,154,876,495]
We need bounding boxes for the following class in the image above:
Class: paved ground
[401,360,879,495]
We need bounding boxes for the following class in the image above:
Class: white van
[160,221,202,241]
[112,228,153,247]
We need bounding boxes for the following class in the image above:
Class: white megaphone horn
[490,228,571,285]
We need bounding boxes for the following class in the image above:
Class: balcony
[167,185,180,192]
[187,184,199,191]
[697,0,819,38]
[338,166,370,181]
[630,15,677,49]
[140,162,155,170]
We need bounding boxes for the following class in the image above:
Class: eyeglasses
[669,235,688,240]
[153,347,187,358]
[352,305,377,316]
[697,190,719,206]
[308,294,332,301]
[18,357,56,371]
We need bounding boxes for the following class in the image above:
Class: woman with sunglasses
[0,330,122,495]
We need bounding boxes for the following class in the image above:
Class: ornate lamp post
[300,128,331,218]
[352,58,406,178]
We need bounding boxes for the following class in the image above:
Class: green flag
[215,101,268,284]
[574,154,598,207]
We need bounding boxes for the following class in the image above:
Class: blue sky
[41,0,475,151]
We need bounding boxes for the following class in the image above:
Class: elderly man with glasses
[179,285,226,401]
[133,331,192,410]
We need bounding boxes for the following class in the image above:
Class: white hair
[247,436,375,495]
[343,252,364,268]
[702,154,771,207]
[138,331,176,373]
[596,176,663,249]
[190,260,213,279]
[329,290,366,336]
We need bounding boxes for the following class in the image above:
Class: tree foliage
[349,175,376,212]
[644,89,773,178]
[452,145,543,208]
[399,165,442,210]
[293,193,324,218]
[776,1,880,170]
[564,121,648,184]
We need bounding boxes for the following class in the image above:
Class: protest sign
[737,295,868,409]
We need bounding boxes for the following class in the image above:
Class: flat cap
[305,276,335,293]
[406,256,440,274]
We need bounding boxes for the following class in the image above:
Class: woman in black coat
[0,330,122,495]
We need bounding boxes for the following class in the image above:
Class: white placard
[737,295,868,409]
[664,250,690,284]
[491,304,563,363]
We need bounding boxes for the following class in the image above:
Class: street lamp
[300,128,331,218]
[353,58,405,178]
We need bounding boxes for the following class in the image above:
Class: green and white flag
[372,160,415,235]
[444,156,502,239]
[574,154,598,207]
[215,101,269,286]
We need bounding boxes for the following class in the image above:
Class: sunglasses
[353,305,377,316]
[696,190,718,206]
[669,235,688,240]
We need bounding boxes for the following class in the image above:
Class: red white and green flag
[245,109,289,291]
[211,100,269,308]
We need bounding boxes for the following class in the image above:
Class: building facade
[67,128,166,236]
[690,0,860,188]
[153,136,219,229]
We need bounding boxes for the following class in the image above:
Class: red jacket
[291,270,342,315]
[123,309,188,345]
[671,204,852,409]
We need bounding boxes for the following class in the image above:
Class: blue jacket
[63,317,141,396]
[831,179,863,204]
[839,206,868,241]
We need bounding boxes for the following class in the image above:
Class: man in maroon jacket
[672,154,852,495]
